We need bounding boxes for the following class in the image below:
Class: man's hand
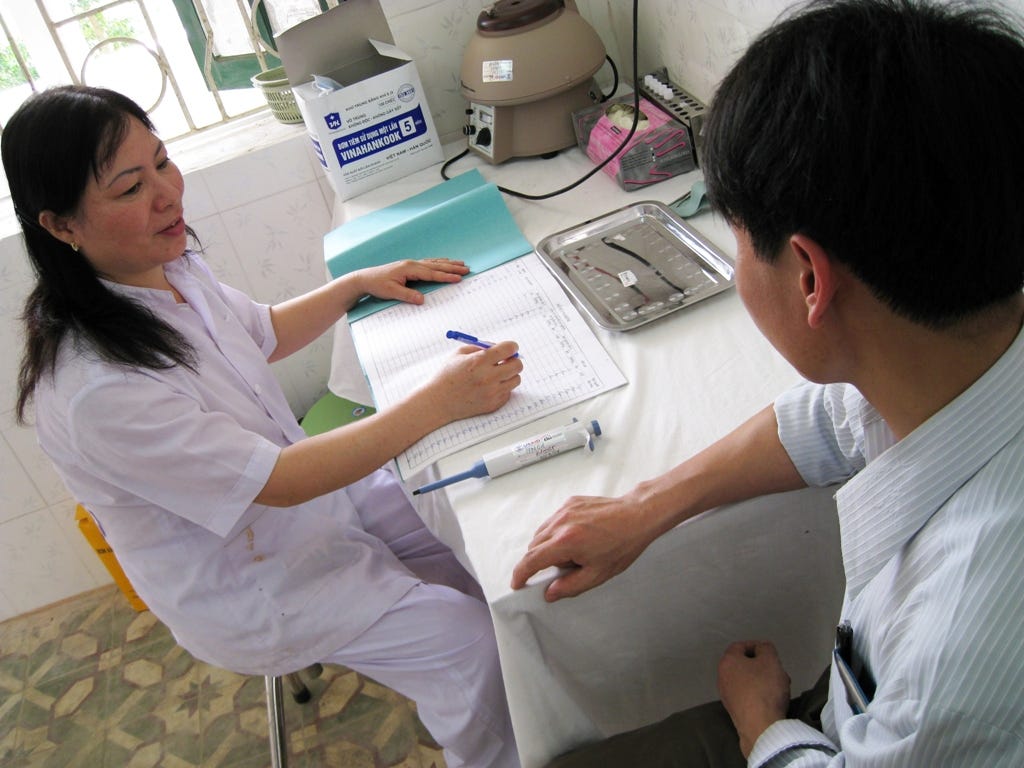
[718,641,791,757]
[511,406,807,603]
[510,493,658,601]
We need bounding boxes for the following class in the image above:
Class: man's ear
[789,233,837,329]
[37,210,77,248]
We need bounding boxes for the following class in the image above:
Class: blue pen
[446,330,520,358]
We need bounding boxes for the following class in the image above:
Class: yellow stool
[75,504,148,611]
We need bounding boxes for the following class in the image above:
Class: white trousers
[322,470,520,768]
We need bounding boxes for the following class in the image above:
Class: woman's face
[62,116,186,289]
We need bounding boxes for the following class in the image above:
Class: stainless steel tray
[534,201,735,331]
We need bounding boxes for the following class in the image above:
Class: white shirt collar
[837,322,1024,598]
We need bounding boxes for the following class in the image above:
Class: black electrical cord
[441,147,470,179]
[598,54,619,103]
[444,0,641,201]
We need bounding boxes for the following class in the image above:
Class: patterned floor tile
[0,586,447,768]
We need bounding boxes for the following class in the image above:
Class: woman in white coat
[3,84,522,768]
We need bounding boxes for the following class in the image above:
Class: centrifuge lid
[477,0,564,33]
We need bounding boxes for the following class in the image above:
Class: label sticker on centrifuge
[618,270,638,287]
[482,60,514,82]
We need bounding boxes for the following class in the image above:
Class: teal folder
[323,169,533,321]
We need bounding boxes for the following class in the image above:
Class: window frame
[170,0,281,90]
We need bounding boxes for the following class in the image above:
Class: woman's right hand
[421,340,523,422]
[259,339,521,507]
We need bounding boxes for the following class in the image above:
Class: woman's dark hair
[702,0,1024,328]
[2,85,198,425]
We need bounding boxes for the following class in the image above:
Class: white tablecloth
[328,143,845,768]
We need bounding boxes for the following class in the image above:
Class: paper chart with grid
[350,252,627,478]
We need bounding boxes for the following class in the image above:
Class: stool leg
[285,671,311,704]
[265,675,289,768]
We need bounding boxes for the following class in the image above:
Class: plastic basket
[251,66,303,124]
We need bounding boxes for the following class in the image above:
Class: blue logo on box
[332,105,429,167]
[397,83,415,102]
[325,112,341,130]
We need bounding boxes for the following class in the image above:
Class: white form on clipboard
[350,252,627,478]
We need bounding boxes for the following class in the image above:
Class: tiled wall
[4,0,1016,620]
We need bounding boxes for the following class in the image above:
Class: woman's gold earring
[70,242,79,252]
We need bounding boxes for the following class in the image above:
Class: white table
[329,144,845,768]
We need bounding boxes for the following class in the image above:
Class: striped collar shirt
[751,322,1024,767]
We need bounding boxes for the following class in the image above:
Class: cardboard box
[573,95,695,190]
[276,1,443,201]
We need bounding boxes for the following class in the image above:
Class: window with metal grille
[0,0,333,139]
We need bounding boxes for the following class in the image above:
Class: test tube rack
[638,68,707,165]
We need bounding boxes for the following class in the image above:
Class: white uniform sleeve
[185,253,278,358]
[65,367,280,537]
[216,281,277,358]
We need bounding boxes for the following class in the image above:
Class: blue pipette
[412,418,601,495]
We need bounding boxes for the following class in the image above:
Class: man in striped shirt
[512,0,1024,765]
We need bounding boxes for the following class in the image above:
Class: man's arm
[510,404,807,601]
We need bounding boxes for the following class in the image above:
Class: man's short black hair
[702,0,1024,328]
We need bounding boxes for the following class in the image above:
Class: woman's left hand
[356,258,470,304]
